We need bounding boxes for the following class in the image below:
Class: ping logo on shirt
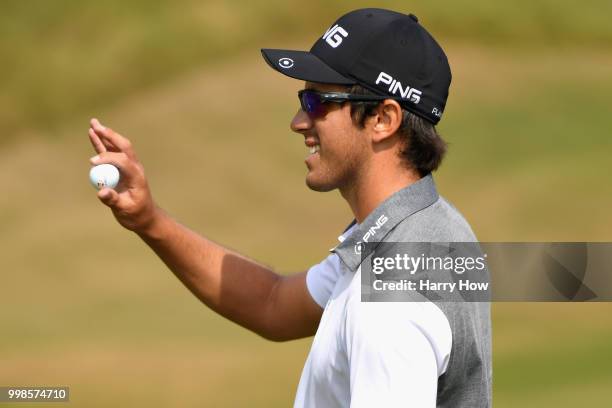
[354,214,389,254]
[375,72,422,104]
[322,24,348,48]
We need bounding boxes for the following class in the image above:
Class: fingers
[97,188,120,207]
[89,151,138,182]
[89,118,137,160]
[88,128,107,154]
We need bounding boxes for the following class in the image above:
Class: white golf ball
[89,164,120,190]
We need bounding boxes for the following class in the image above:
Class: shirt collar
[331,174,439,271]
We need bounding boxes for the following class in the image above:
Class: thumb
[97,188,120,207]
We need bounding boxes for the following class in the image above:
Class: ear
[370,100,403,143]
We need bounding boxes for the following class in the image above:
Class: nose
[290,109,313,134]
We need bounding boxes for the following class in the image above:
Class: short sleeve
[306,253,344,308]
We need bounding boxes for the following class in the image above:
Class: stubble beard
[305,151,361,193]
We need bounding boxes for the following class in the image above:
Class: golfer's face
[290,82,367,192]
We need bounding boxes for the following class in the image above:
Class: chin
[305,173,338,192]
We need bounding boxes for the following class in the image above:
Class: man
[88,8,491,407]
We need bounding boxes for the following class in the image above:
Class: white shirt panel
[294,262,452,408]
[306,253,343,308]
[305,223,357,308]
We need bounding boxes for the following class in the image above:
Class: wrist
[134,205,168,240]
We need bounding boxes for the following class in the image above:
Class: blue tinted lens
[299,90,326,117]
[302,91,319,112]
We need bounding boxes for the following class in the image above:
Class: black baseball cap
[261,8,451,124]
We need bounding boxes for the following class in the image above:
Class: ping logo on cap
[375,72,422,104]
[322,24,348,48]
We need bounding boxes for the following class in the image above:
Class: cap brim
[261,48,355,85]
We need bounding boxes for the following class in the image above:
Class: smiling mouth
[308,144,320,155]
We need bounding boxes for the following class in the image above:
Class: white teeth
[309,145,320,154]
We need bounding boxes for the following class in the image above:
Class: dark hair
[347,84,447,177]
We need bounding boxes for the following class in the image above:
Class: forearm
[87,120,321,340]
[137,207,283,338]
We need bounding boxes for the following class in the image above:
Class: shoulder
[306,253,344,308]
[389,196,477,242]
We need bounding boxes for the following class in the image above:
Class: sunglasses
[297,89,397,119]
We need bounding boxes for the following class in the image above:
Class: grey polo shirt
[295,174,492,408]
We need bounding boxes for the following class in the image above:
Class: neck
[340,167,422,223]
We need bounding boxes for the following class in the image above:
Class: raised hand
[88,118,158,233]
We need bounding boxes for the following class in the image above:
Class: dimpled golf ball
[89,164,120,190]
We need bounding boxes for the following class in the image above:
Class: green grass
[493,304,612,406]
[2,0,612,142]
[1,2,612,406]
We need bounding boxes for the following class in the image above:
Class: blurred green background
[1,0,611,406]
